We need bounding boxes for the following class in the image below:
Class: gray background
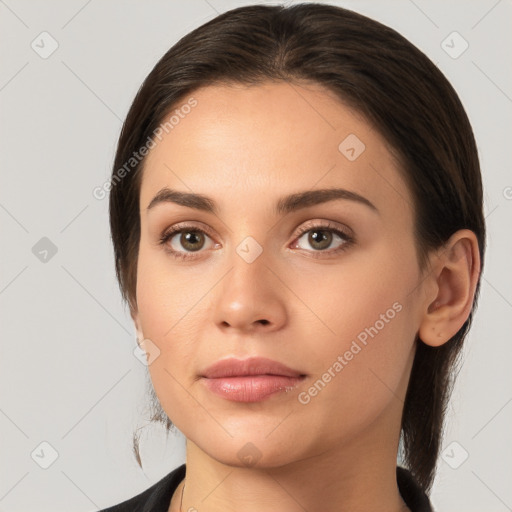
[1,0,511,511]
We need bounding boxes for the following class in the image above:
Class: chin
[196,433,303,469]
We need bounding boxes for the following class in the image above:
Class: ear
[418,229,481,347]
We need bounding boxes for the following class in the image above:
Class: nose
[212,247,288,334]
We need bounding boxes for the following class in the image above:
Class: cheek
[134,244,221,405]
[135,241,206,339]
[290,244,419,405]
[293,242,417,343]
[135,248,209,430]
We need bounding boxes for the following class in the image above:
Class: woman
[99,3,485,511]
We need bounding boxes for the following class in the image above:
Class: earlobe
[418,229,481,348]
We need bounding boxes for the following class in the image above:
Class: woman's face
[134,81,429,467]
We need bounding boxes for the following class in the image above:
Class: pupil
[183,231,203,251]
[310,230,331,249]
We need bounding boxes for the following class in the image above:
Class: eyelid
[293,219,354,239]
[159,221,216,242]
[160,218,352,237]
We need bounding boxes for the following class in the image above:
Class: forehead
[139,81,413,225]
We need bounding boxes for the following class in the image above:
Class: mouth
[200,357,307,403]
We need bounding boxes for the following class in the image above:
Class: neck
[171,409,410,512]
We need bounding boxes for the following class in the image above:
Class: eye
[291,221,354,258]
[159,224,217,260]
[159,220,354,260]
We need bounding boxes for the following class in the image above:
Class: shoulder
[397,466,434,512]
[97,463,186,512]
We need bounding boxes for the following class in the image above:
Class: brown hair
[109,3,486,494]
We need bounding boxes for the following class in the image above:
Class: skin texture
[131,81,480,512]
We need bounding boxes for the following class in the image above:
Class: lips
[201,357,305,379]
[200,357,307,402]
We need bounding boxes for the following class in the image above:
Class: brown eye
[159,225,216,260]
[178,231,206,252]
[306,229,334,250]
[294,224,352,255]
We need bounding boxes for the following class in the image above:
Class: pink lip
[200,357,307,403]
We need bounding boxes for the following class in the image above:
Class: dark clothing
[98,463,433,511]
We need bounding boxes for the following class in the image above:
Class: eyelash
[158,221,354,261]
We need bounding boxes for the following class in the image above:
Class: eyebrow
[146,187,379,216]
